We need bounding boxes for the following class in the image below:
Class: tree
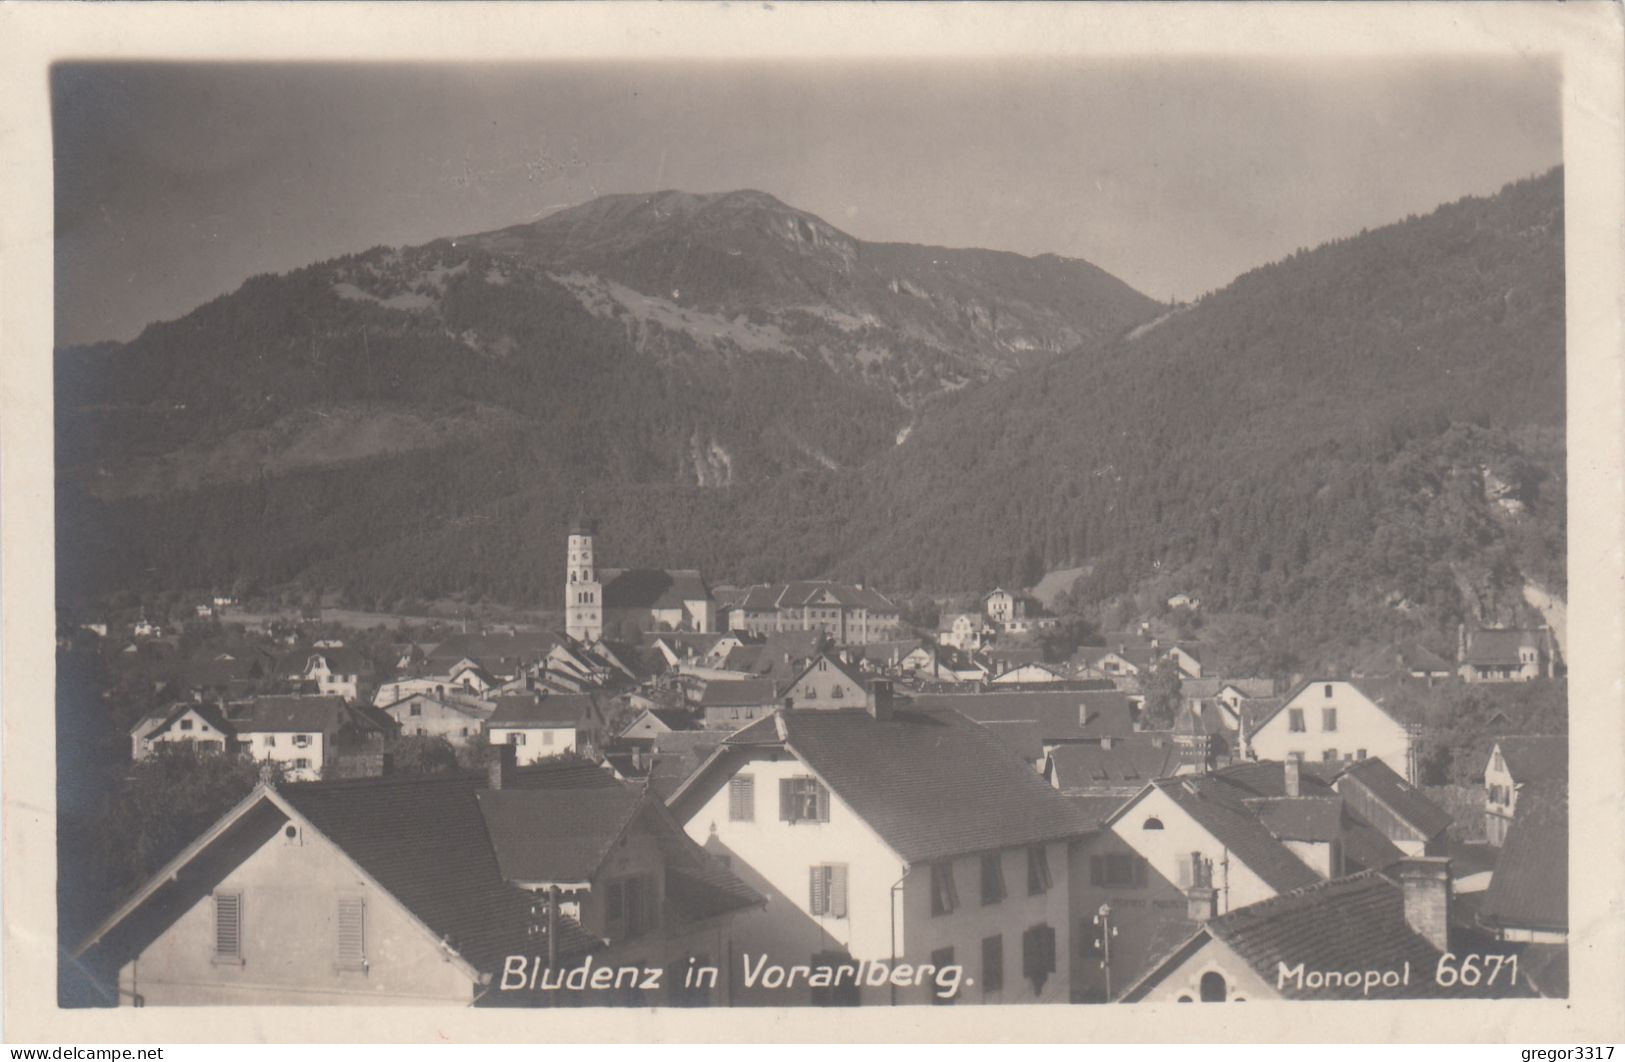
[98,746,270,904]
[1140,656,1184,729]
[391,734,460,775]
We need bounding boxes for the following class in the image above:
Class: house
[1483,735,1567,846]
[1352,642,1454,686]
[1119,861,1540,1002]
[70,756,760,1006]
[1457,625,1561,683]
[422,630,561,682]
[1332,757,1454,857]
[989,661,1071,687]
[1070,758,1428,1001]
[133,703,237,760]
[382,691,493,746]
[1166,593,1198,610]
[983,588,1019,625]
[1077,635,1203,681]
[693,678,782,730]
[731,581,902,645]
[782,653,869,709]
[600,568,717,637]
[226,696,398,782]
[668,695,1094,1005]
[281,646,373,703]
[1479,784,1567,946]
[485,693,603,764]
[1245,679,1418,783]
[937,612,993,652]
[1042,739,1185,800]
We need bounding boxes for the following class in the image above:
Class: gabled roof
[601,568,713,610]
[380,691,493,721]
[228,695,388,735]
[735,581,898,614]
[1244,796,1344,843]
[909,689,1137,743]
[1335,757,1454,840]
[147,701,236,740]
[423,631,562,671]
[475,786,647,887]
[1250,678,1406,735]
[1494,735,1568,783]
[696,678,780,708]
[1480,784,1567,933]
[1462,628,1550,666]
[784,653,868,695]
[1124,870,1538,1001]
[485,693,599,728]
[1045,741,1182,790]
[671,708,1096,865]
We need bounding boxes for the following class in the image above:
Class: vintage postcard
[2,0,1622,1045]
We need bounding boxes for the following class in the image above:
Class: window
[1143,817,1165,830]
[831,684,844,699]
[264,735,276,747]
[1322,707,1338,732]
[337,897,367,970]
[1288,709,1306,732]
[542,730,555,746]
[980,853,1007,905]
[929,862,959,916]
[1021,924,1057,994]
[981,935,1004,995]
[1200,971,1228,1002]
[1324,684,1334,698]
[729,776,755,821]
[809,864,848,918]
[509,732,526,746]
[605,874,659,939]
[212,892,242,962]
[1357,748,1367,760]
[804,687,817,701]
[293,757,311,770]
[1323,749,1339,763]
[807,950,861,1007]
[293,734,312,748]
[409,704,422,717]
[780,777,829,823]
[180,719,194,731]
[1090,852,1147,888]
[930,947,956,1005]
[1027,846,1053,895]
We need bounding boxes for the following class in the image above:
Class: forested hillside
[56,172,1565,670]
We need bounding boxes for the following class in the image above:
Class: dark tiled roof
[231,695,382,734]
[977,719,1047,763]
[280,766,617,971]
[1125,777,1323,895]
[425,631,561,670]
[1495,735,1567,783]
[601,568,712,610]
[736,581,898,614]
[647,708,701,731]
[1046,741,1182,789]
[148,701,237,740]
[909,689,1137,743]
[486,693,598,728]
[1339,819,1407,872]
[696,678,780,708]
[1480,784,1567,933]
[1062,793,1136,827]
[785,653,869,696]
[1463,628,1550,666]
[1245,797,1344,843]
[476,786,646,885]
[1166,871,1537,1000]
[1335,757,1454,839]
[691,707,1096,864]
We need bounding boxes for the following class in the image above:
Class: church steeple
[564,503,602,643]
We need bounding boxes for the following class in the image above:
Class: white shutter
[830,865,848,918]
[809,866,826,915]
[214,893,242,960]
[337,897,366,968]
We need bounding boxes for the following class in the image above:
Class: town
[60,512,1568,1007]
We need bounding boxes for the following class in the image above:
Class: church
[564,514,716,642]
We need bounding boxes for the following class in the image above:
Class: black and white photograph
[5,0,1624,1046]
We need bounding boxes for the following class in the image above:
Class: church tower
[564,509,603,643]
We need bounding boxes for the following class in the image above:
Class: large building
[730,582,902,644]
[564,516,715,643]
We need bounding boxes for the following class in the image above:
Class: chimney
[488,743,518,790]
[866,678,894,721]
[1186,885,1218,922]
[1396,857,1452,952]
[1100,735,1113,750]
[1283,756,1301,797]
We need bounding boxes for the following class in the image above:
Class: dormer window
[1324,684,1334,698]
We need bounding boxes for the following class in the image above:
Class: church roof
[601,568,713,610]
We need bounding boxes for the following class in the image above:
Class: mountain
[54,189,1158,605]
[56,172,1566,672]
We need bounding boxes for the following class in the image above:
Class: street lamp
[1093,902,1118,1001]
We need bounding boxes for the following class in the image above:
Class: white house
[69,758,761,1007]
[134,704,237,760]
[485,693,601,765]
[1482,735,1566,846]
[382,691,492,746]
[668,695,1091,1006]
[1245,679,1416,782]
[228,696,396,782]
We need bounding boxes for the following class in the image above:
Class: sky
[53,58,1562,347]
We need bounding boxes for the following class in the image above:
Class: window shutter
[817,782,831,823]
[1176,854,1192,888]
[831,865,848,918]
[780,778,794,822]
[1089,855,1104,886]
[213,893,241,959]
[809,866,826,915]
[337,897,366,968]
[1133,856,1148,887]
